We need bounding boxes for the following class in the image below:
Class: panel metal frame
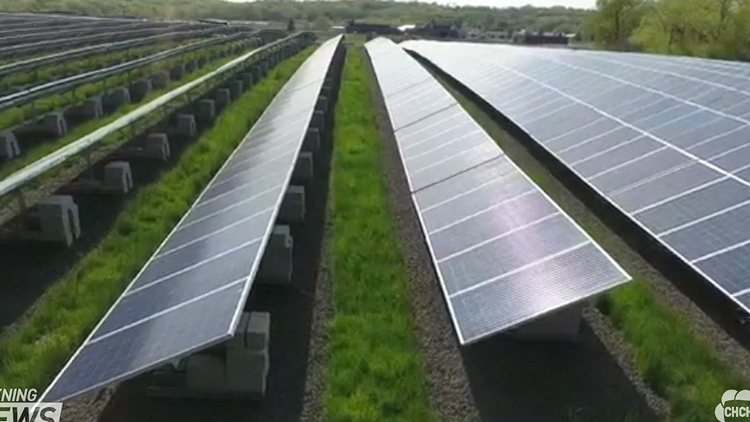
[367,38,630,345]
[402,39,750,313]
[40,35,342,403]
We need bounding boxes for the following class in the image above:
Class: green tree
[589,0,645,49]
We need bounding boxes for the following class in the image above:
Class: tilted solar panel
[41,35,343,403]
[403,39,750,312]
[366,38,630,344]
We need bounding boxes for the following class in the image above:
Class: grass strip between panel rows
[441,76,745,422]
[0,38,247,132]
[323,48,437,422]
[598,283,745,422]
[0,45,315,391]
[0,43,252,180]
[5,39,191,88]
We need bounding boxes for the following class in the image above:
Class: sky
[223,0,597,10]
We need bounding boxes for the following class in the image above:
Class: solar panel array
[402,40,750,313]
[42,35,343,403]
[366,38,630,345]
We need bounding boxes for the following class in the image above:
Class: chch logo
[716,389,750,421]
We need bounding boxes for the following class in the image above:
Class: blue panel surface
[368,38,630,345]
[400,38,750,308]
[43,35,344,402]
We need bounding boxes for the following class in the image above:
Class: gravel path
[298,200,334,422]
[364,48,482,422]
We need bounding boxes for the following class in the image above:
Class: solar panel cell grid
[402,39,750,312]
[367,38,630,344]
[42,35,343,402]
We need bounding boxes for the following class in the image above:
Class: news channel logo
[0,389,62,422]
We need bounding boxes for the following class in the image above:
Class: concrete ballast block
[197,99,216,124]
[151,70,171,89]
[242,73,254,90]
[103,161,134,194]
[176,114,197,138]
[105,86,131,109]
[20,195,81,246]
[43,112,68,136]
[230,80,244,99]
[170,64,186,80]
[302,128,320,152]
[279,185,305,224]
[67,95,103,120]
[258,225,293,284]
[215,88,232,110]
[131,78,153,101]
[292,152,313,184]
[0,131,20,158]
[146,133,170,160]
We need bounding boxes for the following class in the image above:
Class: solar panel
[403,39,750,312]
[41,35,343,403]
[365,38,630,345]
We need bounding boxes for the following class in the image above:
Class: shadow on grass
[460,323,657,422]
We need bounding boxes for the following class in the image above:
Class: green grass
[0,45,315,392]
[4,39,193,87]
[323,47,437,422]
[431,68,745,422]
[0,43,252,180]
[598,284,744,422]
[0,38,248,132]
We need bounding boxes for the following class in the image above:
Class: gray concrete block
[242,73,254,90]
[292,152,313,184]
[67,95,103,120]
[151,70,171,89]
[146,133,170,160]
[229,311,270,352]
[185,354,225,391]
[229,80,244,99]
[316,96,329,114]
[185,60,197,72]
[311,110,325,133]
[176,114,197,138]
[103,161,133,194]
[42,112,67,136]
[131,78,153,101]
[258,225,293,284]
[302,128,320,152]
[197,99,216,124]
[252,65,262,81]
[20,195,81,246]
[225,349,268,395]
[170,64,186,80]
[215,88,232,110]
[105,86,131,109]
[279,185,305,224]
[0,131,20,158]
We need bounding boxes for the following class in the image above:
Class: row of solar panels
[402,40,750,314]
[41,34,343,403]
[365,38,631,345]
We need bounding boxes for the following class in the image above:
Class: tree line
[587,0,750,60]
[0,0,591,34]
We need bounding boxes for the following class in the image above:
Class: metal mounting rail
[0,21,165,47]
[0,32,310,198]
[0,31,257,113]
[0,19,170,38]
[0,27,240,80]
[0,23,222,60]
